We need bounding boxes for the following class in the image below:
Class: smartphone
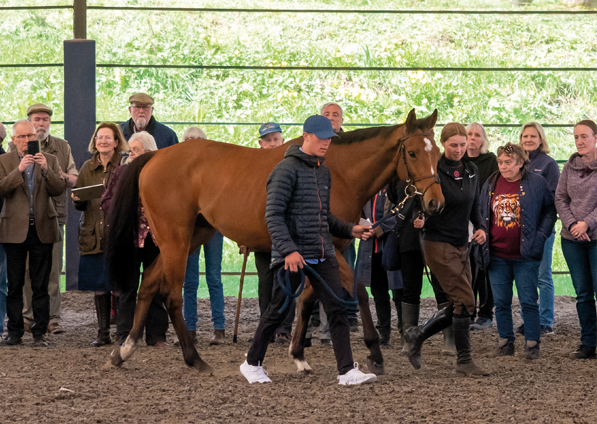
[27,140,41,155]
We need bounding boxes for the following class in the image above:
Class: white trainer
[337,363,377,386]
[240,360,272,384]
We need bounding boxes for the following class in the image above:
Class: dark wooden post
[64,0,95,290]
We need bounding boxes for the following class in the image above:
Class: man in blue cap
[258,122,284,149]
[240,115,376,385]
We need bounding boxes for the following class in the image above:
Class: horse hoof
[110,347,124,367]
[293,358,313,374]
[367,357,385,375]
[193,361,215,375]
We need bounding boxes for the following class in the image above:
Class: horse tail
[106,151,158,292]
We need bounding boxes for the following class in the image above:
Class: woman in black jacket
[404,122,489,376]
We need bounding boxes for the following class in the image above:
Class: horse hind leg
[336,250,385,375]
[110,257,163,367]
[289,283,317,374]
[356,281,385,375]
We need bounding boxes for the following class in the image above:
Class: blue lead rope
[277,264,359,314]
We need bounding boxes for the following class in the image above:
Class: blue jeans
[562,238,597,348]
[0,244,7,335]
[183,232,225,331]
[488,256,541,343]
[521,233,555,327]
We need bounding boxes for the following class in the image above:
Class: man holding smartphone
[20,104,79,335]
[0,120,64,346]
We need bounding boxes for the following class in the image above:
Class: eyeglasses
[95,136,114,141]
[14,133,37,140]
[131,105,152,111]
[130,147,145,154]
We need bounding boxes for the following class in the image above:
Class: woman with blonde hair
[72,122,127,346]
[102,131,168,347]
[517,122,560,336]
[465,122,499,332]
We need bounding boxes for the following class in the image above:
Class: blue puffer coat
[266,144,354,268]
[119,116,178,149]
[479,168,557,263]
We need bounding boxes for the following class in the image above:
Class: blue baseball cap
[259,122,282,137]
[303,115,338,139]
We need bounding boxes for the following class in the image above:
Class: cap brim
[312,131,338,139]
[259,128,281,137]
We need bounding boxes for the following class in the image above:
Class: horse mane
[332,113,437,145]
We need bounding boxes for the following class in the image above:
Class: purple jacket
[555,153,597,241]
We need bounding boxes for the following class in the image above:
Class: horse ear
[405,108,417,129]
[427,109,438,129]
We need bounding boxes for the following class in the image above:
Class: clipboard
[72,184,105,201]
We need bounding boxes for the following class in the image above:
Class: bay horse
[106,108,443,376]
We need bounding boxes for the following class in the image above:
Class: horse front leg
[289,283,317,374]
[110,258,162,367]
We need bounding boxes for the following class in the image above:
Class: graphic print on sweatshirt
[492,193,520,230]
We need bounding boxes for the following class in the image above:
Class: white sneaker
[240,360,272,384]
[337,363,377,385]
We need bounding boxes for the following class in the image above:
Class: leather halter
[398,130,441,198]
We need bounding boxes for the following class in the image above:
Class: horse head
[397,108,445,215]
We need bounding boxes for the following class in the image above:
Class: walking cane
[233,249,250,343]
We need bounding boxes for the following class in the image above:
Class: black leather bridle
[398,130,441,198]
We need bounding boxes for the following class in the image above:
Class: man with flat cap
[17,103,79,335]
[240,115,376,385]
[119,93,178,149]
[0,119,65,346]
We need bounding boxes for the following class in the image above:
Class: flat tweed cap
[27,103,53,117]
[128,93,154,105]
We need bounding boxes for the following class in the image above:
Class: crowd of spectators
[0,94,595,365]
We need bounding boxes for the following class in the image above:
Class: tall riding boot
[392,289,403,336]
[452,317,489,376]
[399,302,419,357]
[91,293,112,347]
[404,306,452,369]
[373,296,392,346]
[438,302,456,357]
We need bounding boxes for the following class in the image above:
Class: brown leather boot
[209,329,225,345]
[91,293,112,347]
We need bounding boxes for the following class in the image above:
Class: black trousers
[470,250,494,320]
[401,250,448,305]
[117,236,169,345]
[248,257,354,374]
[3,225,53,338]
[255,251,295,336]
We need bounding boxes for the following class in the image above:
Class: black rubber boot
[373,296,392,346]
[91,293,112,347]
[404,306,452,369]
[438,302,456,357]
[399,302,419,357]
[452,317,489,376]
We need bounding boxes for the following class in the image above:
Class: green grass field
[6,0,589,299]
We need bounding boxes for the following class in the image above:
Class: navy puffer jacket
[480,168,557,263]
[266,144,354,268]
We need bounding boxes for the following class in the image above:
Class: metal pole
[74,0,87,39]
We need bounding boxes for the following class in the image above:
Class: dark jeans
[400,250,448,306]
[117,236,168,345]
[471,248,494,320]
[341,241,359,317]
[3,225,53,338]
[247,257,354,374]
[562,238,597,347]
[488,256,541,343]
[255,251,294,336]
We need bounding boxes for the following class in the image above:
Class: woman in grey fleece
[555,119,597,360]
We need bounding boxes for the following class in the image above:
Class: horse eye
[408,151,416,158]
